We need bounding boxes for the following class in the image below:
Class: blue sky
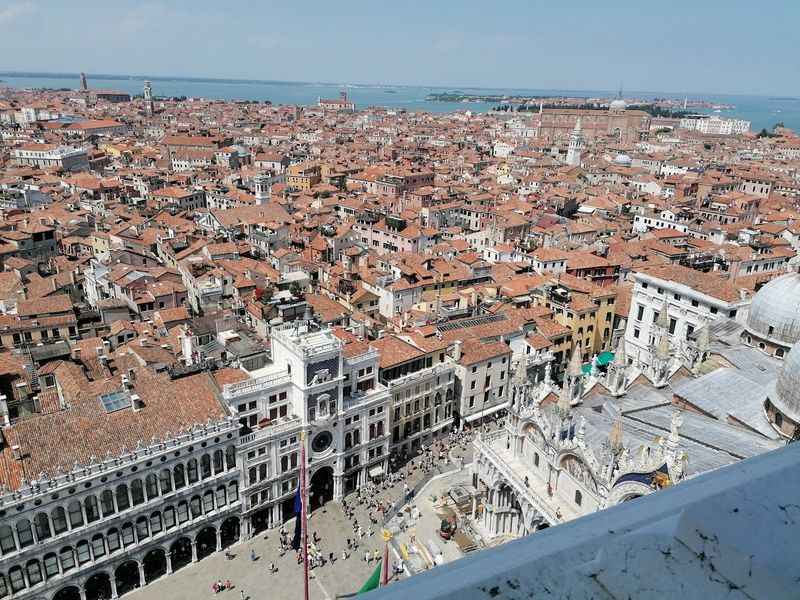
[1,0,797,95]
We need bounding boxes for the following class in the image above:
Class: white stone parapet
[222,372,291,400]
[373,442,800,600]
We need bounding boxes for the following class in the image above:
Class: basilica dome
[746,272,800,349]
[609,99,627,112]
[767,341,800,435]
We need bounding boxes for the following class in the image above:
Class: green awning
[581,352,615,375]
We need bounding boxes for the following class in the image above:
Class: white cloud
[0,1,34,24]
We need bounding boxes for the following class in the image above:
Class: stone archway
[195,527,217,561]
[143,548,167,584]
[84,572,112,600]
[53,586,81,600]
[220,517,240,549]
[114,560,141,597]
[170,537,192,572]
[309,466,334,512]
[251,507,270,535]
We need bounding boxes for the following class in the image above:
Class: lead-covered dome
[746,272,800,346]
[769,342,800,432]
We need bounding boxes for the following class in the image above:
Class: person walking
[240,590,246,600]
[365,550,371,563]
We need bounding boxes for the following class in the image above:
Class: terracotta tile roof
[0,365,227,490]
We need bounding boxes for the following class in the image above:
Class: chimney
[121,375,130,390]
[102,340,111,355]
[453,340,462,362]
[130,393,143,412]
[127,368,136,382]
[0,395,9,427]
[95,346,103,356]
[71,347,81,361]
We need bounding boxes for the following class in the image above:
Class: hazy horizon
[1,69,796,101]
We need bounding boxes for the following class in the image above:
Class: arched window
[43,553,59,579]
[203,490,215,513]
[345,432,352,449]
[0,525,16,554]
[150,512,163,535]
[67,501,83,529]
[75,540,91,564]
[164,506,176,529]
[33,512,51,541]
[187,459,199,483]
[163,467,176,492]
[369,424,375,440]
[121,523,135,546]
[116,484,130,511]
[7,567,25,593]
[172,464,186,490]
[25,560,42,586]
[100,490,115,517]
[145,474,159,499]
[213,449,224,474]
[107,529,120,553]
[225,445,236,470]
[51,506,68,536]
[353,429,360,445]
[59,546,76,571]
[228,481,239,501]
[216,486,227,507]
[84,496,100,523]
[135,516,149,540]
[91,534,105,558]
[280,456,288,472]
[201,454,212,479]
[574,490,582,506]
[776,412,784,428]
[377,421,384,436]
[190,496,202,518]
[177,501,189,523]
[16,519,34,548]
[131,480,145,506]
[776,348,785,358]
[0,573,7,598]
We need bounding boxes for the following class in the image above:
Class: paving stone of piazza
[128,429,486,600]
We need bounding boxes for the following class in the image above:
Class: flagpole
[381,529,392,586]
[301,432,310,600]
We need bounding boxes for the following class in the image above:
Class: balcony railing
[222,372,291,400]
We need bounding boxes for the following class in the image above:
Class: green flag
[357,562,382,594]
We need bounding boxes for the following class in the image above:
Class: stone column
[138,563,146,588]
[110,576,119,600]
[243,516,252,540]
[216,528,222,552]
[191,540,198,563]
[79,587,88,600]
[166,552,173,575]
[471,493,477,519]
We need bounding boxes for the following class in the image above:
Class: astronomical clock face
[311,430,333,453]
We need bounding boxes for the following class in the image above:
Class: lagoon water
[1,73,797,133]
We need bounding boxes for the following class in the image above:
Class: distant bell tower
[253,174,271,204]
[566,117,584,167]
[143,80,154,116]
[80,72,88,91]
